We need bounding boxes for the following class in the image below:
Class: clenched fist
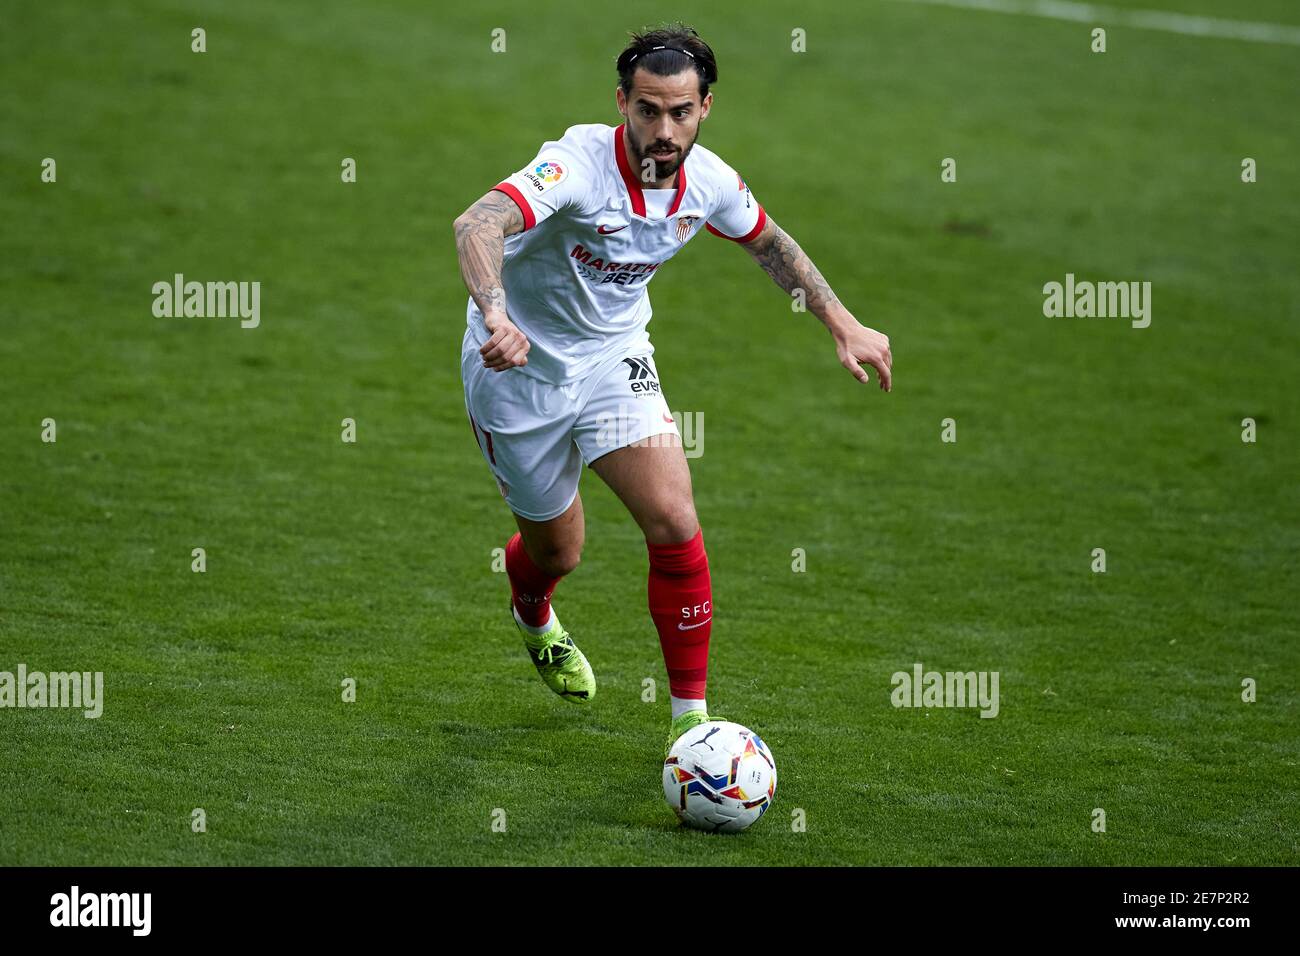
[479,310,531,372]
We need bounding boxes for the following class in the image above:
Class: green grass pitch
[1,0,1297,865]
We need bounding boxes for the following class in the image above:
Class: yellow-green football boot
[665,708,719,758]
[512,604,595,703]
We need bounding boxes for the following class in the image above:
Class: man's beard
[631,127,696,182]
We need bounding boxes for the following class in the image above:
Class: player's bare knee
[643,503,699,545]
[535,545,582,578]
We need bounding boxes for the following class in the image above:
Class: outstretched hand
[831,318,892,392]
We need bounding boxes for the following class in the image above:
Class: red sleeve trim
[492,182,536,231]
[706,205,766,243]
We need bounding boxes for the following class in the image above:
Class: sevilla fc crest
[675,215,700,243]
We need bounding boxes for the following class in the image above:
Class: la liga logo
[533,161,564,183]
[522,159,566,195]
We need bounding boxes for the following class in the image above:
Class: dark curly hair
[616,23,718,100]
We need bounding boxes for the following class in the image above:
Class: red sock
[647,528,712,699]
[506,532,563,627]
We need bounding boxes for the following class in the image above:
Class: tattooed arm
[740,216,893,391]
[453,190,531,371]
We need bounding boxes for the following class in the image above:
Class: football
[662,720,777,833]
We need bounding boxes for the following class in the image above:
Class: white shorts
[461,327,680,521]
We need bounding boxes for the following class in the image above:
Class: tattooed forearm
[743,217,841,317]
[453,190,525,316]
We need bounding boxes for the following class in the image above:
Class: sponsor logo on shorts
[623,356,661,395]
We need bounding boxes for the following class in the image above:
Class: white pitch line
[889,0,1300,46]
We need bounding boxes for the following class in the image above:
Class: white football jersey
[464,122,766,385]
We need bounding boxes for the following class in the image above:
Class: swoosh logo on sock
[677,617,712,631]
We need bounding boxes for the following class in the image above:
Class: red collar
[613,123,686,219]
